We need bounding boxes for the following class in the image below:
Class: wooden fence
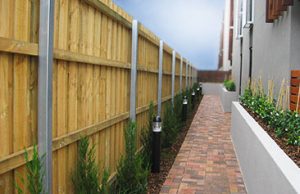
[197,70,231,83]
[0,0,197,193]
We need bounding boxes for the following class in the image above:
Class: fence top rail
[176,53,181,60]
[163,42,174,55]
[138,24,160,46]
[83,0,162,47]
[83,0,191,61]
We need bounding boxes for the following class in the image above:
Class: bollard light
[196,87,200,101]
[152,116,162,173]
[182,96,188,122]
[199,83,202,95]
[197,87,200,94]
[191,91,196,109]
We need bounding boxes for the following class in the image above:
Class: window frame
[246,0,254,25]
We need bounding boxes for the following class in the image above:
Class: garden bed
[231,102,300,194]
[220,86,238,112]
[147,96,202,194]
[243,105,299,167]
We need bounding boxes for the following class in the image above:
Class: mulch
[147,97,202,194]
[243,106,300,168]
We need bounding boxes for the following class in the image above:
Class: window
[242,0,247,27]
[234,0,239,38]
[235,0,244,38]
[235,0,255,38]
[246,0,254,25]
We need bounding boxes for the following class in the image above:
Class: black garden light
[182,96,188,122]
[191,90,196,109]
[199,83,202,95]
[196,87,200,100]
[152,115,162,173]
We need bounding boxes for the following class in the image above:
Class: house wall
[241,28,251,93]
[231,37,240,92]
[251,0,291,95]
[232,0,300,96]
[232,0,242,93]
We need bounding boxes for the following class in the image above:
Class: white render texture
[220,86,238,112]
[231,102,300,194]
[231,1,300,96]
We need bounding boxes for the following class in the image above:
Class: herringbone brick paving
[160,95,247,194]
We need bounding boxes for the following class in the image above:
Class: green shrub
[141,102,155,168]
[192,83,198,92]
[224,80,236,91]
[188,89,193,112]
[162,102,180,148]
[115,121,148,194]
[72,137,101,194]
[99,169,110,194]
[174,93,183,127]
[16,145,45,194]
[240,88,300,146]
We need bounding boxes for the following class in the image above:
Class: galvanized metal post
[191,66,193,86]
[189,65,191,87]
[171,50,176,107]
[130,20,139,121]
[179,56,183,93]
[196,68,198,83]
[194,69,197,84]
[191,67,193,85]
[195,69,197,84]
[191,67,194,85]
[38,0,54,193]
[186,61,188,89]
[157,40,163,116]
[189,64,191,87]
[193,69,195,84]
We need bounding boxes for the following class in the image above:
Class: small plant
[162,102,180,148]
[16,145,45,194]
[115,121,148,194]
[192,83,198,92]
[224,80,236,91]
[141,102,155,168]
[174,93,183,127]
[184,88,193,114]
[72,137,101,194]
[99,169,110,194]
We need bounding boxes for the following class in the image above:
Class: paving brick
[160,95,247,194]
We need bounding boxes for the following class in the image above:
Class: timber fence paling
[0,0,198,193]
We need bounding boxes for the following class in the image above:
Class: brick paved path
[160,95,247,194]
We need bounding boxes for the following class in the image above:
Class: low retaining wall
[231,102,300,194]
[220,86,238,112]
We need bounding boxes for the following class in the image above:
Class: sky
[113,0,225,70]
